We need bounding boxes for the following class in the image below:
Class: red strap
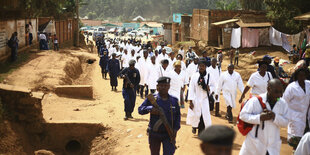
[256,96,267,110]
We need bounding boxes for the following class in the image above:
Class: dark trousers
[29,33,33,45]
[122,88,136,113]
[11,47,17,62]
[198,115,205,134]
[140,85,149,98]
[234,57,239,65]
[150,89,156,94]
[226,106,233,122]
[40,40,48,50]
[100,66,108,78]
[149,132,175,155]
[110,75,118,87]
[54,43,59,51]
[305,58,310,66]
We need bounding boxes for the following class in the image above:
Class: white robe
[247,71,273,95]
[207,65,221,102]
[216,71,244,108]
[186,63,198,79]
[166,70,187,101]
[295,132,310,155]
[121,53,130,68]
[157,65,169,78]
[146,63,159,90]
[186,72,213,128]
[178,49,185,58]
[283,80,310,139]
[239,93,289,155]
[137,57,150,85]
[157,53,169,64]
[167,58,176,71]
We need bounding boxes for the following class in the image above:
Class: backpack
[237,96,266,136]
[7,39,14,48]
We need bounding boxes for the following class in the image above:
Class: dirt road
[1,46,293,154]
[40,50,292,154]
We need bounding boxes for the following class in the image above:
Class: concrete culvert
[65,140,82,154]
[86,59,96,64]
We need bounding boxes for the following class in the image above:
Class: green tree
[264,0,310,34]
[239,0,264,10]
[216,0,240,10]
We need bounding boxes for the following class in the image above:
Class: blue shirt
[138,94,181,133]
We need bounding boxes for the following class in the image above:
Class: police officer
[119,60,140,120]
[138,77,181,155]
[199,125,235,155]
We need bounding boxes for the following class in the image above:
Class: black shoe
[124,113,129,120]
[192,128,197,134]
[215,112,222,117]
[128,114,133,119]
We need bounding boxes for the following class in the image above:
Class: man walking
[138,77,181,155]
[186,58,213,134]
[239,79,289,155]
[108,53,121,91]
[207,58,221,117]
[215,64,244,123]
[146,56,159,94]
[167,60,188,108]
[119,60,140,120]
[137,50,150,98]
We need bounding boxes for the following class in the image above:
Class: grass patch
[0,52,32,82]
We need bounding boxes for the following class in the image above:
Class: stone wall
[0,84,45,134]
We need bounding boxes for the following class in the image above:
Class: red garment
[242,28,259,48]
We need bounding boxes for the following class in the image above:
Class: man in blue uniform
[99,45,109,79]
[108,53,121,91]
[119,60,140,120]
[138,77,181,155]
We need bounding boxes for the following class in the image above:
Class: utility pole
[75,0,80,47]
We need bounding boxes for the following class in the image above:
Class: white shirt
[178,49,185,57]
[247,71,273,95]
[186,62,198,81]
[157,65,169,78]
[186,72,212,128]
[239,94,289,155]
[166,70,188,101]
[39,34,47,40]
[207,66,221,93]
[283,80,310,139]
[157,53,169,63]
[295,132,310,155]
[121,53,130,68]
[146,62,159,90]
[216,71,244,108]
[137,57,150,85]
[167,58,176,71]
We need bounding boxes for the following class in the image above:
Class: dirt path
[1,47,293,154]
[41,51,292,155]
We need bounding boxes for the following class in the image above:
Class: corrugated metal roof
[236,21,271,27]
[211,19,239,26]
[294,12,310,21]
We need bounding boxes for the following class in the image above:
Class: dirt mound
[5,50,96,92]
